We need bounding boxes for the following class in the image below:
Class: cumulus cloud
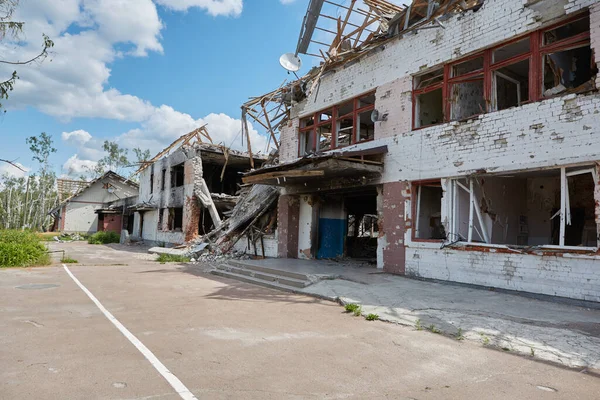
[1,0,242,121]
[62,130,92,146]
[62,155,98,176]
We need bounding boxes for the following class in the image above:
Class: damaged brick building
[242,0,600,302]
[132,127,263,246]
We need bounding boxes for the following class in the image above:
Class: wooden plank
[242,170,324,184]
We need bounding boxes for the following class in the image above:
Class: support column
[379,181,409,275]
[277,194,300,258]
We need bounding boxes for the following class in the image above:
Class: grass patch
[428,324,441,334]
[88,231,120,244]
[36,232,59,241]
[157,253,190,263]
[61,256,78,263]
[344,303,362,316]
[365,313,379,321]
[0,230,51,268]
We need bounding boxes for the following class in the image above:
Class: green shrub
[61,256,78,263]
[88,231,121,244]
[157,253,190,263]
[365,313,379,321]
[0,230,50,267]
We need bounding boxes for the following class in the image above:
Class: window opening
[413,182,445,240]
[171,163,184,188]
[494,59,530,110]
[493,38,530,63]
[161,169,166,191]
[168,207,183,231]
[450,79,485,121]
[448,166,598,248]
[543,46,594,97]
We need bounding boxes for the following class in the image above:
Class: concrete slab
[148,247,188,256]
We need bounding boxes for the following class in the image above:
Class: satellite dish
[371,109,388,123]
[279,53,302,72]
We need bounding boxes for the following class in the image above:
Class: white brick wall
[406,247,600,302]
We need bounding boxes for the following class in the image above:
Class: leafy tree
[95,140,130,175]
[1,0,54,111]
[0,132,58,230]
[133,147,151,164]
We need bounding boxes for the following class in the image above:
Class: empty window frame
[171,163,184,188]
[411,11,596,129]
[168,207,183,231]
[150,172,154,194]
[447,166,598,248]
[161,169,167,190]
[413,68,444,128]
[412,181,445,240]
[298,92,376,156]
[158,208,164,230]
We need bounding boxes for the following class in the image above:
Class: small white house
[50,171,139,234]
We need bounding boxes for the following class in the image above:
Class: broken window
[170,163,184,188]
[413,181,445,240]
[452,56,484,77]
[299,92,375,155]
[414,67,444,128]
[412,12,597,128]
[543,46,594,97]
[158,208,164,230]
[493,38,530,63]
[447,166,598,248]
[168,207,183,231]
[493,59,530,110]
[150,172,154,194]
[357,110,375,142]
[317,123,333,151]
[299,116,316,156]
[336,114,353,148]
[450,79,485,120]
[161,169,166,191]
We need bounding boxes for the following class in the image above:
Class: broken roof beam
[133,125,211,176]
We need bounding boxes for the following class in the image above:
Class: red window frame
[298,91,376,156]
[411,179,444,243]
[412,11,592,131]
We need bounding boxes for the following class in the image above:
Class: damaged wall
[406,247,600,302]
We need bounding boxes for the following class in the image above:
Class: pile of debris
[186,183,279,259]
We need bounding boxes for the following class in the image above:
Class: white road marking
[62,265,198,400]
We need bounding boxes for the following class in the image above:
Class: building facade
[133,141,260,246]
[50,171,139,234]
[248,0,600,302]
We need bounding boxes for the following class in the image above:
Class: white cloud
[62,130,92,146]
[1,0,242,121]
[62,155,98,175]
[0,162,30,179]
[279,0,296,4]
[155,0,243,16]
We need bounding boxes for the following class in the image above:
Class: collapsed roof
[241,0,485,153]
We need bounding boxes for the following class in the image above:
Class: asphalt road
[1,243,599,399]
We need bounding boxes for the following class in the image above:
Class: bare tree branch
[0,158,25,172]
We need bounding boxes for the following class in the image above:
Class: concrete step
[215,264,309,288]
[211,269,306,293]
[227,260,310,281]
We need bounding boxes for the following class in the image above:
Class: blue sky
[0,0,312,178]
